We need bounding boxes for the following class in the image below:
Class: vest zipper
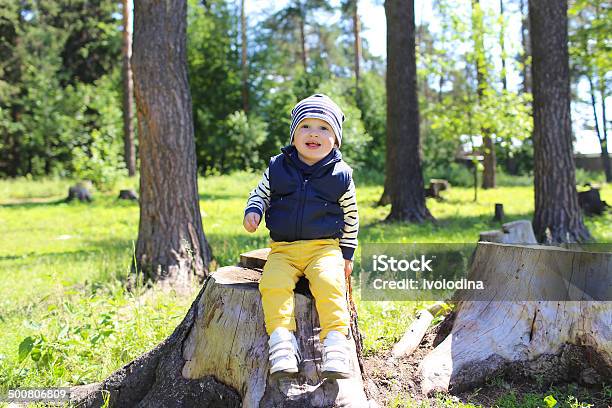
[297,178,308,238]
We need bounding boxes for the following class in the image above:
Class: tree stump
[479,220,537,244]
[118,189,139,201]
[71,250,376,407]
[493,203,504,222]
[66,182,93,202]
[425,179,450,200]
[419,242,612,395]
[578,186,610,216]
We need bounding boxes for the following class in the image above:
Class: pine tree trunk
[132,0,211,287]
[519,0,531,95]
[529,0,590,243]
[499,0,507,91]
[472,0,496,189]
[352,0,361,92]
[122,0,136,177]
[384,0,433,222]
[299,16,308,73]
[69,251,377,407]
[599,85,611,182]
[241,0,249,114]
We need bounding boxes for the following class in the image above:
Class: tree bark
[352,0,361,92]
[519,0,531,95]
[69,251,377,407]
[383,0,433,222]
[529,0,590,243]
[241,0,249,114]
[122,0,136,177]
[299,13,308,73]
[132,0,211,287]
[599,84,611,182]
[419,241,612,395]
[499,0,507,91]
[472,0,496,189]
[587,75,611,182]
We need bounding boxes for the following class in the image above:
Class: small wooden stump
[493,203,504,222]
[66,182,93,202]
[118,189,139,201]
[578,186,610,216]
[425,179,450,200]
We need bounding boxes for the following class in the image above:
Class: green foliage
[221,110,268,172]
[0,0,124,181]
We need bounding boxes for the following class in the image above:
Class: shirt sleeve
[245,167,271,217]
[338,178,359,260]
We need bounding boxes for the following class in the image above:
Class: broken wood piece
[479,219,537,244]
[239,248,270,270]
[390,302,449,359]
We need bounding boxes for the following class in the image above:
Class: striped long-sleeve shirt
[245,167,359,260]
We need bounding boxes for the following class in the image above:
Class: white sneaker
[321,330,352,379]
[268,328,301,378]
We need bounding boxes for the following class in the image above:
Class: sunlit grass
[0,173,609,405]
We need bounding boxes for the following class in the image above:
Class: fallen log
[389,302,448,360]
[71,250,377,407]
[419,242,612,395]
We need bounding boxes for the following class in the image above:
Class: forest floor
[0,172,610,407]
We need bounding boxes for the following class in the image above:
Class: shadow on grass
[0,198,67,209]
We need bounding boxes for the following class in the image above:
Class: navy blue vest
[265,145,352,242]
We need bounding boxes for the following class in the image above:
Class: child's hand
[243,212,261,233]
[344,259,353,278]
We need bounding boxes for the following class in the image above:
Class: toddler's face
[293,118,337,165]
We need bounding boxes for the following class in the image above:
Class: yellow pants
[259,238,350,340]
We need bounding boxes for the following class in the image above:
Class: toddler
[243,94,359,379]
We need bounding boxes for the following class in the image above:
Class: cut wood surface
[419,242,612,395]
[71,250,377,407]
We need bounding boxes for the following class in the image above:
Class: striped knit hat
[289,94,345,147]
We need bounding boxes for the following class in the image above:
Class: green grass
[0,173,610,406]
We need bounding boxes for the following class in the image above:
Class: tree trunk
[519,0,531,95]
[472,0,496,189]
[384,0,433,222]
[241,0,249,114]
[132,0,211,287]
[122,0,136,177]
[499,0,507,91]
[587,75,611,182]
[352,0,361,93]
[69,251,377,407]
[419,241,612,395]
[599,83,611,182]
[529,0,590,243]
[299,15,308,73]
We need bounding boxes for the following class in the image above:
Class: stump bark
[67,183,93,203]
[71,250,376,407]
[578,186,610,216]
[419,242,612,395]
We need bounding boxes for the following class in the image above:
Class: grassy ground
[0,173,610,407]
